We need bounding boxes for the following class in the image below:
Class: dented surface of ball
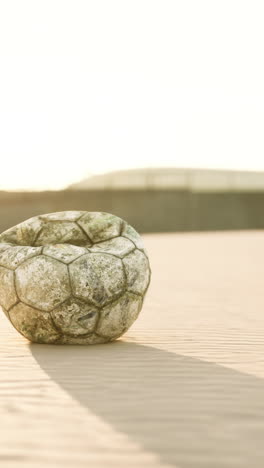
[0,211,151,344]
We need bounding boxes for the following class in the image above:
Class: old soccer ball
[0,211,151,344]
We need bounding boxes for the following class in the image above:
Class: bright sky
[0,0,264,190]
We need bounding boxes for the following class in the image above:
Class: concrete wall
[70,168,264,191]
[0,189,263,234]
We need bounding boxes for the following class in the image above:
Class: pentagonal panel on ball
[15,255,71,311]
[69,253,125,307]
[77,212,122,243]
[0,216,43,246]
[35,221,91,246]
[122,249,150,296]
[89,236,135,258]
[96,292,143,339]
[39,211,85,222]
[0,245,42,270]
[51,297,99,336]
[0,266,18,311]
[43,244,88,264]
[16,216,43,246]
[122,223,145,250]
[9,302,60,343]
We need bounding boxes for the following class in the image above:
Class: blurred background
[0,0,264,233]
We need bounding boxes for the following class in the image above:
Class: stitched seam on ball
[121,258,128,291]
[75,221,93,244]
[121,235,147,257]
[10,269,20,304]
[66,264,73,295]
[39,214,84,222]
[95,290,130,338]
[50,297,101,337]
[7,250,45,270]
[68,252,126,307]
[66,251,91,265]
[34,220,93,247]
[89,238,136,258]
[5,299,20,318]
[33,227,44,246]
[48,313,64,338]
[8,306,36,342]
[76,212,88,222]
[87,250,127,262]
[91,233,123,244]
[126,289,144,298]
[70,288,126,309]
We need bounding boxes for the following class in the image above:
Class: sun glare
[1,1,264,191]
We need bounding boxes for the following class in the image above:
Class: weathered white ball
[0,211,151,344]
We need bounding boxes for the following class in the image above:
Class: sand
[1,231,264,468]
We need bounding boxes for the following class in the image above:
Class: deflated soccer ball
[0,211,151,344]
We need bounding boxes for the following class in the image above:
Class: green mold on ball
[0,211,151,344]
